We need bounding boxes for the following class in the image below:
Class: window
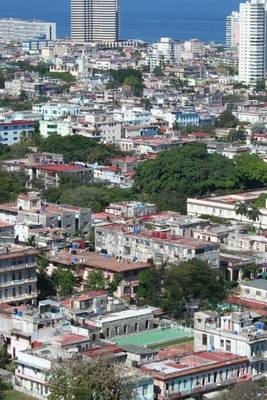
[145,320,149,330]
[220,339,224,348]
[134,322,138,332]
[202,334,207,346]
[123,325,128,334]
[256,290,261,297]
[226,340,231,352]
[106,328,110,337]
[115,326,119,335]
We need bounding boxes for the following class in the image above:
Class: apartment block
[0,120,34,145]
[0,244,38,306]
[95,224,220,267]
[194,311,267,377]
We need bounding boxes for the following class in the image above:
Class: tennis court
[115,327,193,347]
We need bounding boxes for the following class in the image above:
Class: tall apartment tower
[226,11,240,49]
[71,0,119,43]
[239,0,267,84]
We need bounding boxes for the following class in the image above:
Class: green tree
[52,269,75,297]
[48,359,132,400]
[85,270,106,291]
[234,153,267,189]
[37,257,57,300]
[108,273,123,296]
[246,204,261,223]
[137,263,165,307]
[0,344,9,369]
[216,110,239,128]
[234,201,248,221]
[162,259,226,318]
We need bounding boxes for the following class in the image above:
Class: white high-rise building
[239,0,267,84]
[226,11,240,49]
[71,0,119,43]
[0,18,56,42]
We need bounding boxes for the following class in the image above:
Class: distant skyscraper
[239,0,267,84]
[71,0,119,43]
[226,11,239,49]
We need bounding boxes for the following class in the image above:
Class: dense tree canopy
[134,143,238,211]
[39,134,124,163]
[138,259,226,318]
[108,69,144,96]
[48,359,132,400]
[0,169,28,203]
[45,184,135,212]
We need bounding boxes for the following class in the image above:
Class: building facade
[0,120,34,146]
[71,0,119,43]
[0,244,38,305]
[239,0,267,83]
[0,18,56,42]
[226,11,240,49]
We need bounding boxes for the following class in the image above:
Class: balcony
[0,277,37,288]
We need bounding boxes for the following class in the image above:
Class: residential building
[33,103,80,120]
[239,0,267,83]
[142,352,249,399]
[0,120,34,145]
[95,223,220,267]
[0,244,38,306]
[16,347,154,400]
[0,192,91,238]
[71,0,119,43]
[49,250,150,300]
[87,307,156,339]
[187,189,267,228]
[0,18,56,42]
[194,310,267,377]
[240,279,267,304]
[226,11,240,49]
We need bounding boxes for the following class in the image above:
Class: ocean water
[0,0,241,43]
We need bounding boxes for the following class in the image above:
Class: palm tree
[234,201,247,221]
[247,204,261,224]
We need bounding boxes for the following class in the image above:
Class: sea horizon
[1,0,241,43]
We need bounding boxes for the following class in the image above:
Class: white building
[71,0,119,43]
[239,0,267,84]
[226,11,240,49]
[194,310,267,377]
[0,18,56,42]
[33,103,81,120]
[187,189,267,229]
[240,279,267,303]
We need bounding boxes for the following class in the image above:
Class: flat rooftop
[90,307,156,326]
[97,224,219,250]
[142,352,248,380]
[50,250,150,272]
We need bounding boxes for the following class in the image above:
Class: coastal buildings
[239,0,267,83]
[226,11,240,49]
[0,18,56,42]
[71,0,119,43]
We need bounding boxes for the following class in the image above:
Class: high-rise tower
[239,0,267,84]
[71,0,119,43]
[226,11,240,49]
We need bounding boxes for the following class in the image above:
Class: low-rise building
[142,352,249,399]
[0,120,34,145]
[187,189,267,229]
[87,307,156,339]
[49,250,150,300]
[240,279,267,304]
[194,310,267,377]
[0,192,91,238]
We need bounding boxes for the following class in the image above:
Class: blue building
[175,111,200,126]
[0,120,34,145]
